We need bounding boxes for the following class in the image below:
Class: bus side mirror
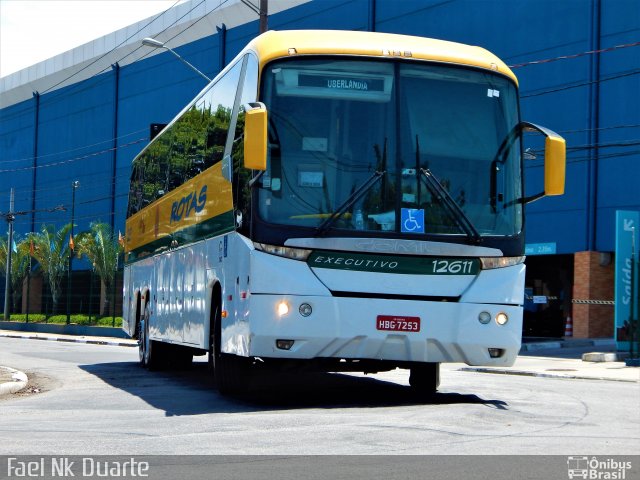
[522,122,566,203]
[543,134,566,196]
[243,102,267,171]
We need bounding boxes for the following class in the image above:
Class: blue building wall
[1,0,639,258]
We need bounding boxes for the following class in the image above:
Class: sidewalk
[0,329,137,347]
[462,338,640,383]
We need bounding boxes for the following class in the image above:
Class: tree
[28,223,73,314]
[0,235,31,312]
[75,222,122,315]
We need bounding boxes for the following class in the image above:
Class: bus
[123,30,566,396]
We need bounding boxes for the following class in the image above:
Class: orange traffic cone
[564,316,573,337]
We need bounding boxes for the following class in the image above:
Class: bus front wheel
[409,362,440,397]
[210,304,249,395]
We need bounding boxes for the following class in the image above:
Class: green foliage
[27,223,73,314]
[75,222,122,315]
[7,313,122,327]
[0,235,32,310]
[6,314,47,322]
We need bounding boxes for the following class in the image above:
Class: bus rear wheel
[139,302,162,370]
[409,362,440,397]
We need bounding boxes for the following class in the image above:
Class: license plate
[376,315,421,332]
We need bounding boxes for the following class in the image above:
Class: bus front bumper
[242,295,522,367]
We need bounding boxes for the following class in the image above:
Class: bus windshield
[257,58,522,239]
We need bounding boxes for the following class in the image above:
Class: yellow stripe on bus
[125,162,232,253]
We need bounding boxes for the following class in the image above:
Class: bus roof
[246,30,518,85]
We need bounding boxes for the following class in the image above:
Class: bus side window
[232,54,258,235]
[127,58,246,220]
[127,157,147,216]
[198,61,243,170]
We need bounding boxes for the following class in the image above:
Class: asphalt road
[0,337,638,458]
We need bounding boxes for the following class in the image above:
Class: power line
[521,68,640,98]
[40,0,184,95]
[0,128,148,166]
[118,0,231,75]
[0,138,146,174]
[566,139,640,152]
[0,168,133,203]
[509,40,640,69]
[0,0,211,123]
[553,123,640,135]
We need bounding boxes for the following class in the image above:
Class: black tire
[409,362,440,397]
[210,304,249,395]
[137,315,147,368]
[140,302,163,371]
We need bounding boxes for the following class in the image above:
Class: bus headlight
[254,243,312,261]
[495,312,509,325]
[277,301,290,317]
[480,256,525,269]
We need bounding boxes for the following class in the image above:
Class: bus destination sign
[298,74,385,92]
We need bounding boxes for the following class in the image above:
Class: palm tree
[0,235,31,312]
[75,222,122,315]
[28,223,73,314]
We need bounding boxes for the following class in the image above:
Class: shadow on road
[80,361,508,416]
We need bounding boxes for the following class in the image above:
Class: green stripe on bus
[307,250,480,275]
[125,210,234,263]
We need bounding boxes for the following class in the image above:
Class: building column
[572,251,614,338]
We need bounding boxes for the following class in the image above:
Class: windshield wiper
[315,170,386,237]
[419,168,481,244]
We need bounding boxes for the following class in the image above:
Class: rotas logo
[170,185,207,224]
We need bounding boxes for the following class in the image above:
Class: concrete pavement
[0,330,137,397]
[0,330,638,399]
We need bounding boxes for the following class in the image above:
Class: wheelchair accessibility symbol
[401,208,425,234]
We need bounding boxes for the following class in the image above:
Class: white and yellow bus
[123,30,565,395]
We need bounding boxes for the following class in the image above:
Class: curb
[520,338,615,353]
[582,352,619,362]
[459,366,638,383]
[0,366,28,396]
[0,332,137,348]
[0,321,129,339]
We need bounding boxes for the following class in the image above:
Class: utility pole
[259,0,268,34]
[240,0,267,34]
[3,189,15,320]
[66,180,79,324]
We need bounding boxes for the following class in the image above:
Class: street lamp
[3,189,15,321]
[66,180,80,324]
[141,37,212,82]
